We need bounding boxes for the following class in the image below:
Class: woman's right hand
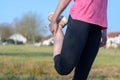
[49,21,58,36]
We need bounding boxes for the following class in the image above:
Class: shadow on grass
[0,52,52,57]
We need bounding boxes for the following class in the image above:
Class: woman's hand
[100,29,107,47]
[49,21,58,36]
[49,0,71,36]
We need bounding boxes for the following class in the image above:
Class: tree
[0,23,14,42]
[14,12,46,43]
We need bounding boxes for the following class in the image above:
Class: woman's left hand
[100,29,107,47]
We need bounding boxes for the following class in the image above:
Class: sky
[0,0,120,34]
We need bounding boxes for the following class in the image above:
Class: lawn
[0,45,120,80]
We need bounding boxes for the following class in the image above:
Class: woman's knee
[54,59,74,75]
[54,54,75,75]
[55,65,73,75]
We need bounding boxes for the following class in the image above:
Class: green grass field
[0,45,120,80]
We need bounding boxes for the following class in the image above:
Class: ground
[0,45,120,80]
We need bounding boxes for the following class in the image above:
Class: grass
[0,45,120,80]
[89,48,120,80]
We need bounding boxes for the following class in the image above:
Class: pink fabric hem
[70,15,107,30]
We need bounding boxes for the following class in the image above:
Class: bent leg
[54,16,91,75]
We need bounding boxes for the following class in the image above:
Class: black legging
[54,15,102,80]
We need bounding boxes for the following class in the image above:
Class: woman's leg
[54,16,91,75]
[53,25,64,57]
[73,25,101,80]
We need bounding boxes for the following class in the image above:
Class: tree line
[0,13,47,43]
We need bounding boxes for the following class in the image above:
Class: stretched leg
[73,25,101,80]
[54,16,91,75]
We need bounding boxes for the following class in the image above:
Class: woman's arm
[52,0,71,22]
[49,0,71,36]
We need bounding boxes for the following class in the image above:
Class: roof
[108,32,120,38]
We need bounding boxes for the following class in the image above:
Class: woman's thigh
[59,16,91,69]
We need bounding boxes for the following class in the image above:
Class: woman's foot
[48,12,68,29]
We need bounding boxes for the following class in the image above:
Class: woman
[49,0,108,80]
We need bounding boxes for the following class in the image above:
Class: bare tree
[14,12,46,43]
[0,23,14,42]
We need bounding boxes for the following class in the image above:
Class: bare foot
[48,12,68,29]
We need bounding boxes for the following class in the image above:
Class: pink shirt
[70,0,108,29]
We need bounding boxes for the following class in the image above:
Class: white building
[8,33,27,44]
[42,37,54,46]
[106,32,120,48]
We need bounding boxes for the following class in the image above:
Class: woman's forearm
[52,0,71,22]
